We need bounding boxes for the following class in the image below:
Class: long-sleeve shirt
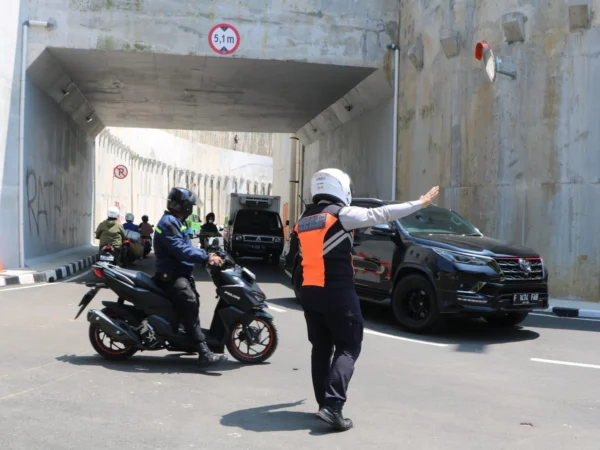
[335,201,424,231]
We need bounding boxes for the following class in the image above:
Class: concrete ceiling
[46,48,375,132]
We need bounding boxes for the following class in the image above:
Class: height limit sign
[209,23,240,55]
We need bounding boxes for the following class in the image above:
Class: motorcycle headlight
[432,248,491,266]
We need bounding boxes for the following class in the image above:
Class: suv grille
[494,258,543,281]
[244,235,274,243]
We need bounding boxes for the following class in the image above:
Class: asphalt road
[1,254,599,449]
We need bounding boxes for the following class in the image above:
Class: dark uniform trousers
[301,286,364,409]
[157,276,206,344]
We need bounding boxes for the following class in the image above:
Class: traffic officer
[295,168,439,431]
[153,187,228,366]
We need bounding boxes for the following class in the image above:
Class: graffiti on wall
[26,169,92,245]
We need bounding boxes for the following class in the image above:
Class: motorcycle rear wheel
[226,317,278,364]
[89,309,138,361]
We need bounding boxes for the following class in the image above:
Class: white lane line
[364,328,448,347]
[63,269,92,282]
[531,358,600,370]
[267,305,287,313]
[529,313,600,323]
[0,283,61,293]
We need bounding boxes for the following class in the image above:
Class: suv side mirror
[218,226,224,232]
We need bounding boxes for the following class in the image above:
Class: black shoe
[316,406,353,431]
[197,342,228,366]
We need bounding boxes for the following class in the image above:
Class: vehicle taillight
[93,269,105,279]
[125,239,130,244]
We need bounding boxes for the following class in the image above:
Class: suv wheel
[392,274,444,334]
[484,312,529,327]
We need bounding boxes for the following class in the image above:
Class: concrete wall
[95,128,273,228]
[0,0,22,268]
[164,130,275,157]
[302,99,395,202]
[24,80,94,259]
[397,0,600,301]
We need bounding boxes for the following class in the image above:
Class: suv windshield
[398,205,479,236]
[234,210,282,235]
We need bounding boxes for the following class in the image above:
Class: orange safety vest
[294,203,354,288]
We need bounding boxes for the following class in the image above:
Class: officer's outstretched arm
[338,201,424,230]
[163,225,209,264]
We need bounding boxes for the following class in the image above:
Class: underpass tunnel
[15,46,398,266]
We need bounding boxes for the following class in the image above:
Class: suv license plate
[512,293,539,305]
[251,244,264,250]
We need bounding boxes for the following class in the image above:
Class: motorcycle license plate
[74,287,101,320]
[100,254,114,262]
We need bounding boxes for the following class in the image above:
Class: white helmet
[125,213,134,222]
[107,206,119,219]
[310,168,353,206]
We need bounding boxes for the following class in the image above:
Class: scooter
[141,235,152,258]
[74,252,278,364]
[98,244,118,265]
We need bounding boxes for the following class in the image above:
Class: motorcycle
[141,235,152,258]
[74,252,278,364]
[98,244,118,265]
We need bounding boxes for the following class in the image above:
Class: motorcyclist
[199,212,221,249]
[124,213,140,233]
[139,215,154,258]
[153,187,228,366]
[295,168,439,431]
[95,206,125,264]
[139,215,154,237]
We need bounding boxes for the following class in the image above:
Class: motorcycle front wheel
[226,317,278,364]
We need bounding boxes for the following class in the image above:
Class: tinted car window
[234,210,282,235]
[399,205,478,235]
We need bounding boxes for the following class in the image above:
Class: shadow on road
[267,294,540,353]
[55,353,243,377]
[221,400,333,436]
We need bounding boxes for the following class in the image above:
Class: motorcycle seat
[112,267,166,297]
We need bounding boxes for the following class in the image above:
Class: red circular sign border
[208,23,241,55]
[113,164,129,179]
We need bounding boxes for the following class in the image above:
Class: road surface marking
[1,361,59,379]
[364,328,448,347]
[0,283,61,293]
[529,313,600,323]
[63,269,92,282]
[267,305,286,313]
[0,371,80,402]
[531,358,600,370]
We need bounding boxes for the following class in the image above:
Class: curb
[552,306,600,319]
[0,254,98,287]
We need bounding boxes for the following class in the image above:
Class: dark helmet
[206,212,215,222]
[141,215,149,222]
[167,187,197,219]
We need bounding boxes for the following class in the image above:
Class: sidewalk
[549,297,600,319]
[0,244,99,287]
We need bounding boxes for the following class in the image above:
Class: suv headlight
[432,248,491,266]
[274,237,282,243]
[234,235,242,241]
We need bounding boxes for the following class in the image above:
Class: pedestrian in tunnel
[95,206,126,265]
[295,168,439,431]
[153,187,228,366]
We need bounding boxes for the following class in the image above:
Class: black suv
[225,209,286,265]
[282,198,549,333]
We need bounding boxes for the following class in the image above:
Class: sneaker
[316,406,353,431]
